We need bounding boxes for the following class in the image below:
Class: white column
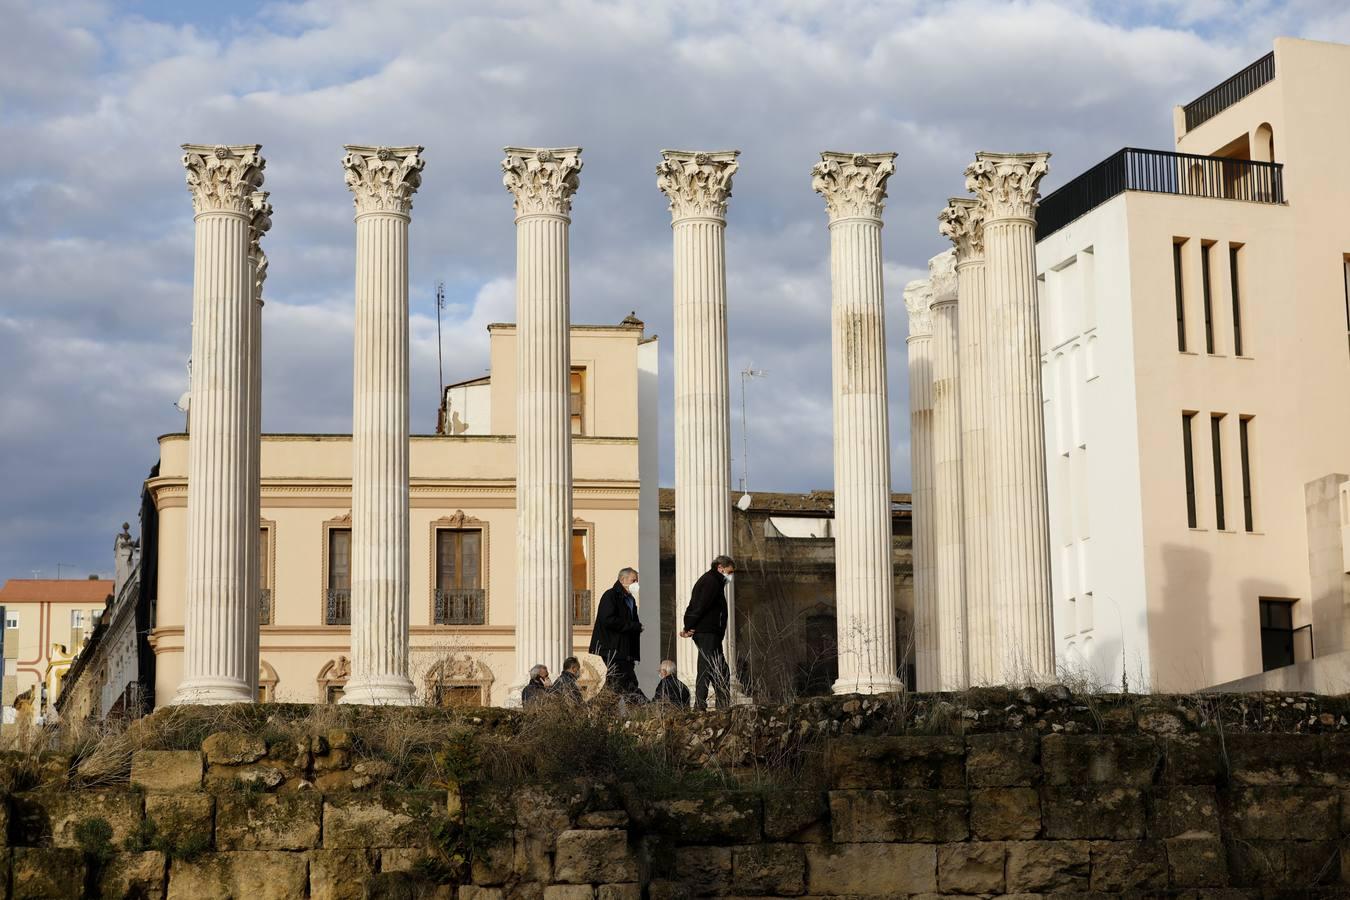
[928,249,967,690]
[657,150,739,696]
[904,279,938,690]
[245,190,271,700]
[812,151,905,695]
[939,197,998,684]
[503,147,583,694]
[341,145,425,705]
[174,144,265,705]
[966,151,1056,682]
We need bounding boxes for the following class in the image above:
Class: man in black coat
[589,567,644,697]
[653,658,691,708]
[520,664,550,707]
[680,555,735,710]
[549,656,583,703]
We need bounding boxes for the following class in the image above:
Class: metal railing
[1184,52,1275,132]
[259,589,272,626]
[325,589,350,626]
[434,588,486,625]
[1037,148,1284,241]
[572,589,593,626]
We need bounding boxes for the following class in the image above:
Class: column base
[832,674,907,696]
[171,677,255,706]
[339,676,417,706]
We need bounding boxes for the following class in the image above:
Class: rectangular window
[1259,598,1296,671]
[1240,416,1254,532]
[1182,412,1198,528]
[1173,240,1187,352]
[1211,414,1226,530]
[1229,245,1244,356]
[259,526,272,626]
[326,528,351,626]
[1343,256,1350,356]
[1201,241,1215,354]
[5,612,17,629]
[571,528,592,625]
[71,610,84,629]
[569,367,586,435]
[434,529,484,625]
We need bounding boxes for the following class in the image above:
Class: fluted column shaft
[930,252,967,690]
[904,284,937,689]
[175,144,265,704]
[813,151,903,695]
[342,145,424,705]
[245,191,270,700]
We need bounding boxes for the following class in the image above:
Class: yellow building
[0,577,112,720]
[147,319,660,707]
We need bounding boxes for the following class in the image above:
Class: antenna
[435,281,446,399]
[55,563,77,580]
[739,367,767,493]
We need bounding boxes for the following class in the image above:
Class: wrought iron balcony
[1184,52,1275,132]
[572,589,593,626]
[325,589,350,626]
[434,588,486,626]
[259,589,272,626]
[1037,148,1284,241]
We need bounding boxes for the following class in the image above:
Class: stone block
[1088,840,1167,891]
[144,793,213,855]
[0,751,71,791]
[12,847,84,899]
[99,850,167,899]
[1165,837,1228,887]
[647,791,762,844]
[554,829,639,884]
[543,887,594,900]
[205,762,288,792]
[309,849,376,900]
[829,789,968,842]
[1226,733,1326,786]
[168,851,308,900]
[1041,786,1146,840]
[1227,786,1338,840]
[514,831,553,882]
[672,845,730,896]
[460,888,505,900]
[970,787,1040,840]
[1161,734,1224,784]
[1040,733,1160,786]
[1004,840,1090,892]
[825,735,965,789]
[966,732,1039,786]
[1152,785,1219,838]
[0,790,10,848]
[731,843,805,895]
[937,841,1005,893]
[131,750,204,791]
[577,809,628,829]
[596,886,641,900]
[471,836,512,885]
[380,847,425,872]
[322,790,442,848]
[1282,841,1342,887]
[216,791,322,850]
[201,731,267,766]
[41,789,143,849]
[514,786,578,847]
[763,791,828,842]
[804,843,937,894]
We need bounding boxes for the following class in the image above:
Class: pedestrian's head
[529,663,549,683]
[617,567,638,588]
[562,656,580,675]
[659,659,677,677]
[712,555,736,576]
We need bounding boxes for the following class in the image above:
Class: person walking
[589,567,644,697]
[521,664,550,707]
[653,658,691,708]
[679,555,735,710]
[550,656,583,703]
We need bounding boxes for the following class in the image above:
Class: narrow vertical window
[1182,412,1197,528]
[1240,415,1254,532]
[1211,414,1226,530]
[1201,241,1215,354]
[1343,256,1350,356]
[1173,241,1187,351]
[1229,245,1243,356]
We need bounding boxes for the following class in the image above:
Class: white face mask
[627,581,640,597]
[723,572,734,583]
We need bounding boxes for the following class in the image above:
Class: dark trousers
[693,632,731,710]
[602,656,640,696]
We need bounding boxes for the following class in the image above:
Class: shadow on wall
[1155,543,1216,692]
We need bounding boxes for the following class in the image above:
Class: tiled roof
[0,579,113,604]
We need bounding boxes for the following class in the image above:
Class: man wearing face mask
[680,555,736,710]
[590,567,644,697]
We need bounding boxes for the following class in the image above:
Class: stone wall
[4,692,1350,897]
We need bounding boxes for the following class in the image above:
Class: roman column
[812,151,905,694]
[657,150,739,695]
[246,189,271,699]
[174,144,265,704]
[904,278,938,690]
[503,147,583,695]
[928,249,967,690]
[965,151,1055,682]
[939,197,998,684]
[341,145,425,705]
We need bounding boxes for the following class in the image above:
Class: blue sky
[2,0,1346,580]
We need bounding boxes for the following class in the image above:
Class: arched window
[258,661,279,703]
[316,656,350,704]
[423,654,495,707]
[1254,123,1275,163]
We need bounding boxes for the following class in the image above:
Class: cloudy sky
[2,0,1345,580]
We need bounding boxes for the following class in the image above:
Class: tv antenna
[739,367,767,493]
[435,281,446,397]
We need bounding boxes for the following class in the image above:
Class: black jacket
[683,566,728,638]
[549,670,583,703]
[654,674,691,708]
[521,677,549,707]
[589,581,642,663]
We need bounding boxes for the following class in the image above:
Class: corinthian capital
[182,144,265,215]
[502,147,583,218]
[656,150,740,221]
[342,145,425,216]
[248,191,273,302]
[937,197,985,261]
[904,279,933,337]
[811,151,897,222]
[928,250,957,307]
[964,151,1050,221]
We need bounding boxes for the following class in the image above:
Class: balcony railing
[1037,148,1284,241]
[259,589,272,626]
[572,589,593,626]
[434,588,486,626]
[325,589,350,626]
[1183,51,1275,132]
